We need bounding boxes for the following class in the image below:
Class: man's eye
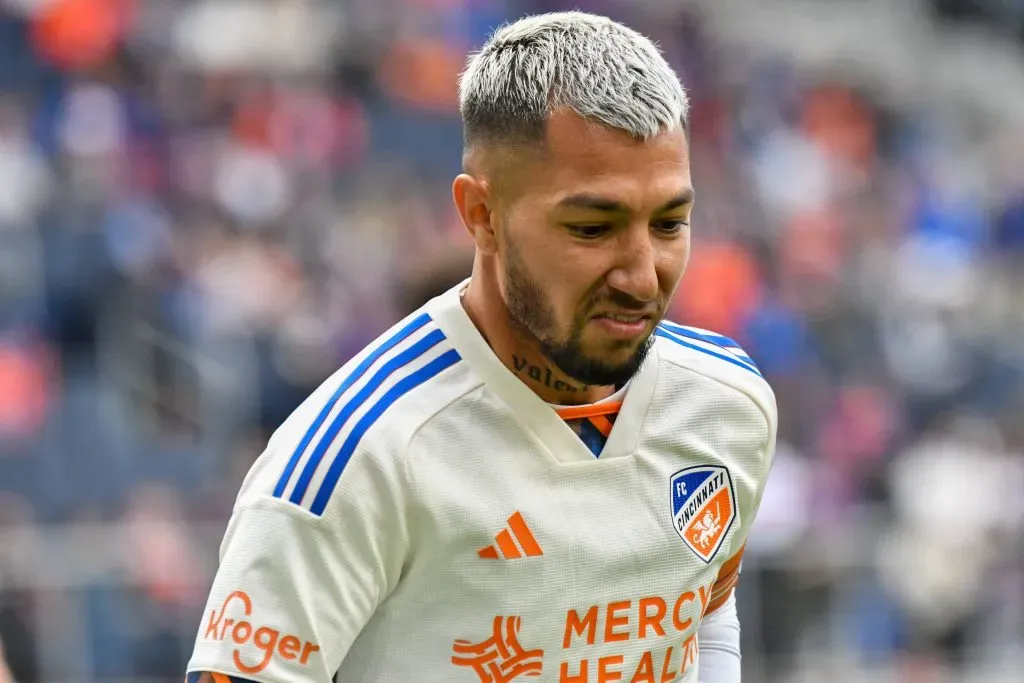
[654,219,690,234]
[567,224,612,239]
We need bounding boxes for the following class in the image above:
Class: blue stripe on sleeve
[310,348,461,516]
[658,321,758,368]
[273,313,432,498]
[288,329,448,508]
[655,328,762,377]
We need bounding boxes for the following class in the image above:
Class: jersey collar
[428,280,660,465]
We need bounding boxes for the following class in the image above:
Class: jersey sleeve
[186,424,410,682]
[710,367,778,616]
[705,545,744,616]
[696,592,741,682]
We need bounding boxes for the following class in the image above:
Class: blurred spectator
[878,413,1024,668]
[396,246,474,314]
[0,0,1021,681]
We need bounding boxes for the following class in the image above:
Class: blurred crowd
[0,0,1023,681]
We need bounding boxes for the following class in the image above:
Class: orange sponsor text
[557,582,714,682]
[452,581,718,682]
[204,590,320,675]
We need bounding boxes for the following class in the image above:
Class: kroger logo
[203,590,320,675]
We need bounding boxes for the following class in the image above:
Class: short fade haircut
[459,11,689,148]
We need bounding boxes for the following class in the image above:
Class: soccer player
[187,11,776,683]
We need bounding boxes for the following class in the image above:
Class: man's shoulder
[244,310,475,513]
[649,321,777,488]
[291,311,468,425]
[652,319,775,425]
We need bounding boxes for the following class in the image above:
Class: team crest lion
[670,466,737,563]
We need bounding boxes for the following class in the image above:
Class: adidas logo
[478,512,543,560]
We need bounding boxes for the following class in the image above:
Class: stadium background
[0,0,1023,681]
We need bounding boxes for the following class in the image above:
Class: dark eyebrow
[657,188,695,213]
[556,188,695,214]
[556,194,628,213]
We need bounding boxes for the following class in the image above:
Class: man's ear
[453,173,498,255]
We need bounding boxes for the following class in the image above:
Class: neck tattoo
[511,354,586,394]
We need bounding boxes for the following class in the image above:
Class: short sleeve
[708,374,777,616]
[186,443,409,681]
[704,545,744,616]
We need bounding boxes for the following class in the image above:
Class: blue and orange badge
[670,466,737,564]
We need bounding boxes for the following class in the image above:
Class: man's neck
[460,280,615,405]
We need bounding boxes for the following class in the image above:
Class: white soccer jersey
[187,282,777,683]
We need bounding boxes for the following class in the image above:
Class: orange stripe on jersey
[716,545,745,582]
[705,580,738,615]
[495,529,522,559]
[705,545,745,615]
[554,401,623,420]
[713,565,740,590]
[588,414,614,437]
[711,572,740,598]
[508,511,543,557]
[212,674,232,683]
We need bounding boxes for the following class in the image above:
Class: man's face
[495,110,693,387]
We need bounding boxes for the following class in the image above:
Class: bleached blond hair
[459,11,689,147]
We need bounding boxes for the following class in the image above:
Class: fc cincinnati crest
[670,465,737,563]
